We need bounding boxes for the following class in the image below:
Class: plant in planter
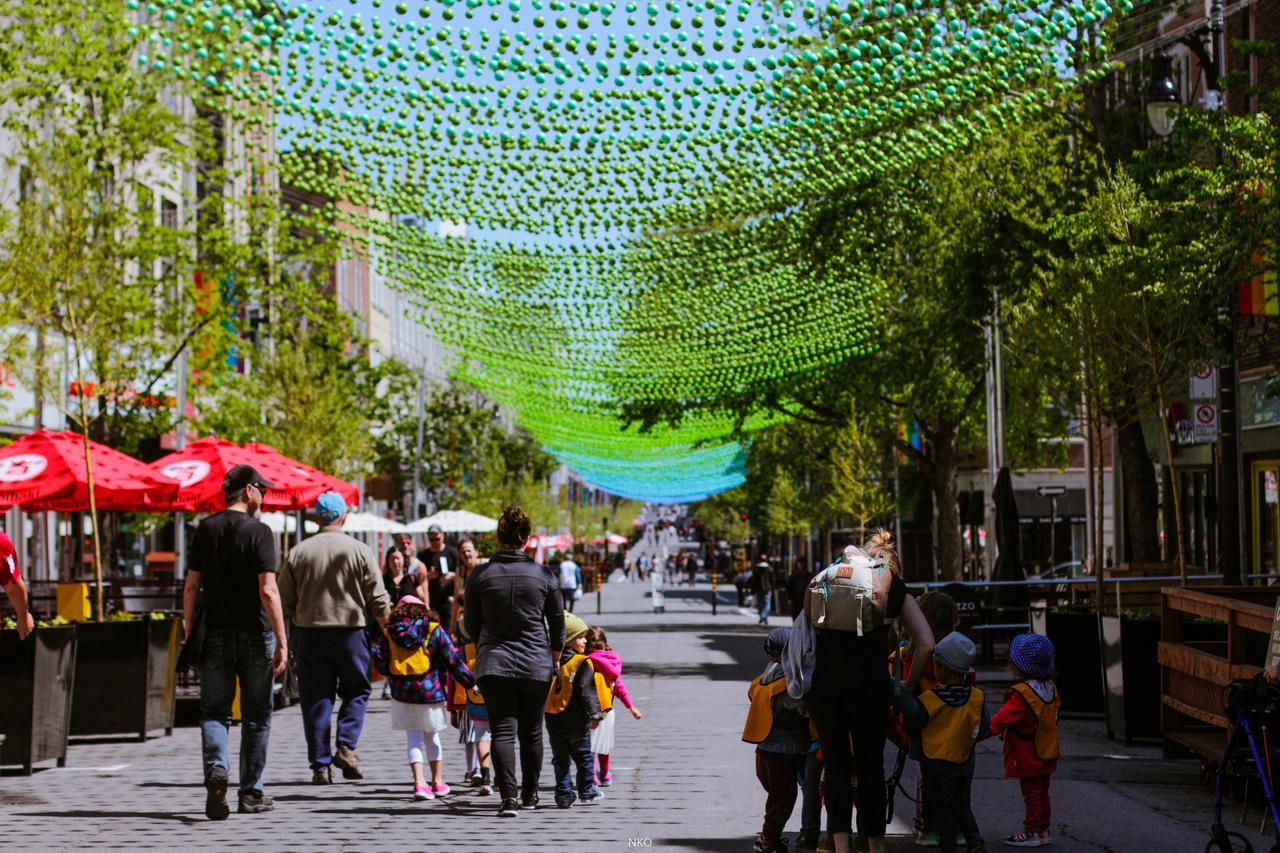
[69,615,179,740]
[0,622,78,774]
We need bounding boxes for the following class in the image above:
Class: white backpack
[804,545,894,635]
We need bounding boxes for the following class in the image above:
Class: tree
[824,410,895,539]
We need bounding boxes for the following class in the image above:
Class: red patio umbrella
[149,437,357,512]
[0,429,179,512]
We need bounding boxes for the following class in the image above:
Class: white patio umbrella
[259,512,318,535]
[405,509,498,534]
[341,512,409,534]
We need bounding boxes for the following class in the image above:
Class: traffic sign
[1190,366,1218,401]
[1194,404,1219,444]
[1036,485,1067,498]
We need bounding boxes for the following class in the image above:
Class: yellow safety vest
[743,675,789,744]
[1011,681,1061,761]
[546,653,591,714]
[919,687,986,764]
[450,642,484,706]
[387,622,439,677]
[595,670,615,714]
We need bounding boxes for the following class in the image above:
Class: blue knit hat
[764,627,792,657]
[1009,633,1055,680]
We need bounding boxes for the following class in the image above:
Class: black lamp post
[1145,0,1241,583]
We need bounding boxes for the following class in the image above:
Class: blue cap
[314,491,347,522]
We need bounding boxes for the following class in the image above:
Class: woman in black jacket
[463,506,566,817]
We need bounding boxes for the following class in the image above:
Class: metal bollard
[711,572,718,616]
[597,568,602,615]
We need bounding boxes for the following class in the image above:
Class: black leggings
[806,676,889,838]
[478,676,549,801]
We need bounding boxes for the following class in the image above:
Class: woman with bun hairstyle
[804,530,936,853]
[463,505,567,818]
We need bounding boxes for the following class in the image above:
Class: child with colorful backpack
[372,595,475,801]
[890,632,989,853]
[743,627,817,853]
[584,626,644,788]
[545,613,605,808]
[988,634,1061,848]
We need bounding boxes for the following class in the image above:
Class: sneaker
[1003,832,1048,848]
[556,798,574,809]
[752,834,789,853]
[312,767,333,785]
[204,767,230,821]
[520,792,540,810]
[468,773,483,787]
[332,745,363,780]
[816,834,835,853]
[795,830,820,851]
[479,782,493,796]
[498,799,520,817]
[916,832,940,847]
[237,791,274,814]
[432,782,451,797]
[598,775,613,787]
[413,784,434,801]
[580,791,605,805]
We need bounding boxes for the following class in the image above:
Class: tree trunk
[1116,416,1160,563]
[932,422,964,580]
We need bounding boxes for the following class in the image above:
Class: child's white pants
[406,730,443,764]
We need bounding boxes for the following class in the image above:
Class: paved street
[1,579,1267,852]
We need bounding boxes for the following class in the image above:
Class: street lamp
[1146,47,1180,138]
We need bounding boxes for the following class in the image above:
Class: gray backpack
[804,545,894,635]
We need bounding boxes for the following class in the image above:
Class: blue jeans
[549,726,598,805]
[801,750,822,833]
[200,629,276,795]
[292,626,371,770]
[758,590,772,622]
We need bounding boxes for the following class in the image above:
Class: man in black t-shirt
[183,464,288,821]
[416,523,460,628]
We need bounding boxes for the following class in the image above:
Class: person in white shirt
[558,556,582,614]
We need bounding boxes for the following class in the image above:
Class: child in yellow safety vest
[451,610,492,795]
[988,633,1060,848]
[742,626,819,853]
[545,613,605,808]
[890,632,989,853]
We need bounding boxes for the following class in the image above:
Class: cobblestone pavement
[0,578,1267,852]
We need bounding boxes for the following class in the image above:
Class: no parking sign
[1194,403,1219,444]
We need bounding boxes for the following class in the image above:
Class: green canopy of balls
[125,0,1124,501]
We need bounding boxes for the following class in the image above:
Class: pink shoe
[413,784,434,801]
[432,782,451,797]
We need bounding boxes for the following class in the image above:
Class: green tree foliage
[825,411,895,538]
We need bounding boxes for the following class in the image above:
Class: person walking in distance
[278,491,390,785]
[417,524,460,631]
[559,553,582,614]
[183,465,288,820]
[464,505,566,817]
[395,533,426,579]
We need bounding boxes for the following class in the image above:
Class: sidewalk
[0,578,1265,851]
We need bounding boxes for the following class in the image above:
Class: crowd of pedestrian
[742,531,1062,853]
[179,472,644,822]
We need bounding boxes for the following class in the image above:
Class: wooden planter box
[1159,586,1277,760]
[1045,610,1105,715]
[70,620,178,740]
[0,626,78,774]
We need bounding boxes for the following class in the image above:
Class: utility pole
[174,278,189,580]
[412,372,425,519]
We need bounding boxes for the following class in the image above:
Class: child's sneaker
[1003,832,1048,847]
[752,834,790,853]
[431,782,451,797]
[915,831,939,846]
[413,784,434,801]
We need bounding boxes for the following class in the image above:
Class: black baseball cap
[222,464,274,494]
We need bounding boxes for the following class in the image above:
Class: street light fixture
[1146,47,1180,138]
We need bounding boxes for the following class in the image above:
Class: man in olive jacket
[278,491,390,784]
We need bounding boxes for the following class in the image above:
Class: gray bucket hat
[934,632,977,675]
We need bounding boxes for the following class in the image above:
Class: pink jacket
[588,649,635,711]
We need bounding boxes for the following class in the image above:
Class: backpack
[386,622,438,677]
[804,546,893,635]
